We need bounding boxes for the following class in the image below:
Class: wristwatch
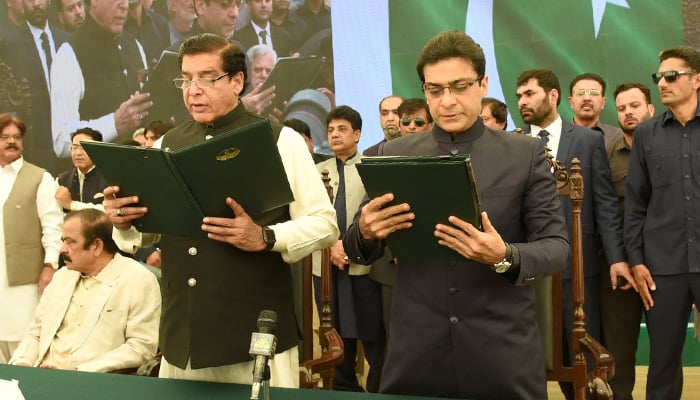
[492,243,514,273]
[262,226,276,251]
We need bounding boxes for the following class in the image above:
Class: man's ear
[231,71,245,95]
[91,238,104,254]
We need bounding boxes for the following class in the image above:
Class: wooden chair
[299,170,344,389]
[534,154,615,400]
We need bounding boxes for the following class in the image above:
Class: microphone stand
[250,364,271,400]
[262,364,270,400]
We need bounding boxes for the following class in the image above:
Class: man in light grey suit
[10,209,160,372]
[516,68,633,400]
[343,30,569,400]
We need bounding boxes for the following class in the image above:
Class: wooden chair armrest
[299,329,345,389]
[579,334,614,400]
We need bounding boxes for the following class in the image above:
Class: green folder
[82,120,294,238]
[356,155,481,261]
[258,56,326,113]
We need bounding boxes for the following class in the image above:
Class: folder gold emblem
[216,148,240,161]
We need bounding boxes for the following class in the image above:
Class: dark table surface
[0,364,449,400]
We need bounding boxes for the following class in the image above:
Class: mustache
[5,144,19,150]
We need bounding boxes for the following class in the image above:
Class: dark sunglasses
[400,116,427,127]
[651,70,696,84]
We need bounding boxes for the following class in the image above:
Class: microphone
[250,310,277,400]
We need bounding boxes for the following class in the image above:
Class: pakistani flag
[332,0,683,151]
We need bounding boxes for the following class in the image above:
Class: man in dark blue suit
[344,31,569,400]
[0,0,69,175]
[515,68,633,400]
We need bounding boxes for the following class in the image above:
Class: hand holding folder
[83,120,294,238]
[356,155,481,261]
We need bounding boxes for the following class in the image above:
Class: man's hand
[103,186,148,230]
[317,87,335,109]
[610,261,637,291]
[241,84,275,115]
[267,103,286,124]
[201,197,266,251]
[358,193,414,240]
[145,249,161,268]
[631,263,656,310]
[114,92,153,135]
[55,186,73,210]
[329,240,350,270]
[38,264,55,293]
[434,211,506,265]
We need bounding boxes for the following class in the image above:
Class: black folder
[356,155,481,261]
[259,56,326,113]
[82,120,294,238]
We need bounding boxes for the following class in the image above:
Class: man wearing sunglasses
[397,98,432,136]
[568,73,624,148]
[625,46,700,400]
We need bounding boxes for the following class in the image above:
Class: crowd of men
[0,2,699,399]
[0,0,332,176]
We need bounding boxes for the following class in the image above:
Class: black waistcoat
[56,167,109,209]
[71,16,143,121]
[159,105,295,369]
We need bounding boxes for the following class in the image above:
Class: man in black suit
[362,95,402,156]
[50,0,153,159]
[235,0,294,57]
[515,68,632,400]
[0,0,69,175]
[625,46,700,400]
[343,30,569,399]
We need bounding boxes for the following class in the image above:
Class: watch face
[263,227,276,248]
[493,262,511,273]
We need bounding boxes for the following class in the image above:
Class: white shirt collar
[531,115,562,137]
[252,21,270,36]
[3,156,24,174]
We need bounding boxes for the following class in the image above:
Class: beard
[384,127,401,140]
[519,101,553,126]
[26,8,47,28]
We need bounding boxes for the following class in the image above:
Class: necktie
[40,32,52,73]
[259,30,268,45]
[78,171,85,202]
[334,158,347,236]
[538,129,550,146]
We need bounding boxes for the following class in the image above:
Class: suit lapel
[557,121,575,167]
[71,258,121,350]
[38,271,81,364]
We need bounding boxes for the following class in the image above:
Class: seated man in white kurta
[10,209,161,372]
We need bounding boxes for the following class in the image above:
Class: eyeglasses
[173,72,230,89]
[400,116,428,127]
[0,134,22,141]
[422,77,482,99]
[651,70,697,84]
[212,0,240,9]
[573,89,602,97]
